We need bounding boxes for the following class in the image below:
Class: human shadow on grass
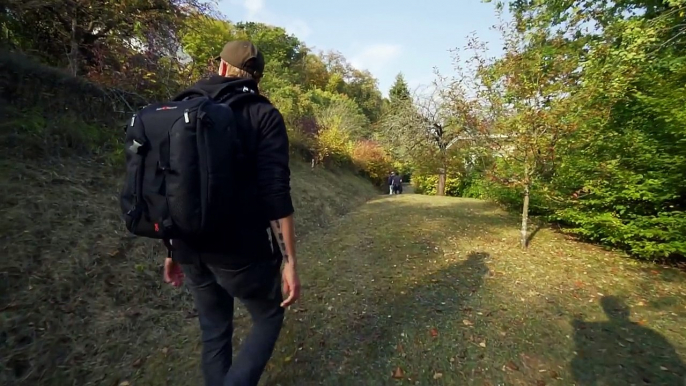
[571,296,686,386]
[343,251,490,385]
[262,198,497,385]
[371,251,491,383]
[273,252,490,385]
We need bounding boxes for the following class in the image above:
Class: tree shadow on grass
[571,296,686,386]
[525,222,544,247]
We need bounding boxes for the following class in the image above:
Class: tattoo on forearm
[272,220,289,262]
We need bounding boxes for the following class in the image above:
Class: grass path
[258,193,686,385]
[141,193,686,385]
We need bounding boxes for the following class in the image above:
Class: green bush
[413,174,461,196]
[457,170,488,199]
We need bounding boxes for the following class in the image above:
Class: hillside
[0,154,378,385]
[0,52,380,385]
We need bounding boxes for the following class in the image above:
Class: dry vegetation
[0,156,377,385]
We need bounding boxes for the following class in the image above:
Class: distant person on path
[388,172,402,195]
[122,40,301,386]
[392,173,403,194]
[387,171,396,195]
[571,296,685,385]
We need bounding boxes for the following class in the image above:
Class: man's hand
[280,263,300,308]
[163,257,184,287]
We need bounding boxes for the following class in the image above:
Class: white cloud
[242,0,265,19]
[349,43,403,74]
[225,0,312,39]
[284,20,312,40]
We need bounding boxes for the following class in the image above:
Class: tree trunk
[437,169,446,196]
[67,18,79,76]
[520,182,530,248]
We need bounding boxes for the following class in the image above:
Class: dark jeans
[180,255,284,386]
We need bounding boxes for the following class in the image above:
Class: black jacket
[172,76,294,265]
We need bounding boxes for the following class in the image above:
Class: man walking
[162,40,300,386]
[393,174,403,194]
[388,172,395,195]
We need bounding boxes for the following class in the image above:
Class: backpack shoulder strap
[215,85,268,105]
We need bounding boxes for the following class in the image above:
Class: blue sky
[218,0,507,96]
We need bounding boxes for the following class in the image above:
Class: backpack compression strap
[164,239,174,259]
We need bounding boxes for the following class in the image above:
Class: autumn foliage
[350,140,393,185]
[1,1,395,187]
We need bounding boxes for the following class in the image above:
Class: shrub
[412,174,461,196]
[350,140,392,186]
[315,125,352,166]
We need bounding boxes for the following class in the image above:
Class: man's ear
[218,61,227,76]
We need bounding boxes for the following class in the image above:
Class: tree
[388,72,411,104]
[234,22,305,68]
[470,0,686,258]
[511,0,686,258]
[382,80,474,196]
[297,51,330,91]
[319,50,384,125]
[3,0,215,74]
[180,15,242,78]
[448,17,583,247]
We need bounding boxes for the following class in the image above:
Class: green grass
[143,193,685,386]
[260,194,686,386]
[2,156,685,385]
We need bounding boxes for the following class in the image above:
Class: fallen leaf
[119,382,130,386]
[430,328,439,338]
[463,319,473,326]
[392,367,405,379]
[433,372,443,379]
[132,358,143,368]
[505,361,519,371]
[625,338,635,343]
[284,356,293,363]
[550,370,559,379]
[161,347,169,355]
[536,380,546,386]
[637,301,645,306]
[660,366,668,371]
[479,341,487,348]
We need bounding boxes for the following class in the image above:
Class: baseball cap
[215,40,265,78]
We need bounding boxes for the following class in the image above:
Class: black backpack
[119,87,255,240]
